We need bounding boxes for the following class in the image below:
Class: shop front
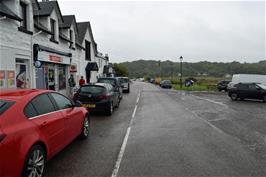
[33,44,72,95]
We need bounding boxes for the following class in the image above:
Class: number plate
[82,104,96,108]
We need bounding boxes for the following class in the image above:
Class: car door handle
[41,121,48,127]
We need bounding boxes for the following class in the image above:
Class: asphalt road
[45,82,266,177]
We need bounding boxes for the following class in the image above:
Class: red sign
[49,55,62,62]
[70,65,77,72]
[7,71,15,79]
[0,71,5,79]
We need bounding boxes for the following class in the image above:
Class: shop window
[20,2,27,30]
[58,66,66,90]
[85,41,91,61]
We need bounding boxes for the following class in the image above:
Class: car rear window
[98,78,116,85]
[0,99,15,116]
[80,86,106,94]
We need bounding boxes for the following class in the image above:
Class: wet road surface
[45,82,266,177]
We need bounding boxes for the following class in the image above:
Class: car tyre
[22,145,46,177]
[230,93,238,101]
[263,95,266,103]
[80,116,90,139]
[106,102,113,116]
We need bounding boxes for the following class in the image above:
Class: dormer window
[50,19,56,41]
[85,40,91,61]
[20,2,27,29]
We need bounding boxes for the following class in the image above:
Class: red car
[0,89,90,177]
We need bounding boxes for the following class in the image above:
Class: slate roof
[0,1,22,21]
[34,1,63,23]
[60,15,74,28]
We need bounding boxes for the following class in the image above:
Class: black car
[160,80,172,89]
[228,83,266,102]
[97,77,123,100]
[73,83,120,115]
[117,77,130,93]
[217,80,230,91]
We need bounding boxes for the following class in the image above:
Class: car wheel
[22,145,46,177]
[80,116,90,139]
[106,102,113,116]
[263,95,266,103]
[230,93,238,101]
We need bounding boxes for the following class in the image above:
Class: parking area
[166,90,266,159]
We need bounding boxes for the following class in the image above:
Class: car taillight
[0,133,6,143]
[99,94,109,100]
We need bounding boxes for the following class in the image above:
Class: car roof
[98,77,117,80]
[82,83,112,87]
[0,89,52,101]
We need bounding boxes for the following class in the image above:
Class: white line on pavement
[192,95,228,108]
[111,90,141,177]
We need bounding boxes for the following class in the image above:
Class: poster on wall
[16,64,27,88]
[7,71,15,88]
[0,70,6,88]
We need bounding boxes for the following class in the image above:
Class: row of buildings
[0,0,113,96]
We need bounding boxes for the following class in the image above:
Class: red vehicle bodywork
[0,89,88,177]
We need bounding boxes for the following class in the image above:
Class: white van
[228,74,266,89]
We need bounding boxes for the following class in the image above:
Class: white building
[0,0,109,95]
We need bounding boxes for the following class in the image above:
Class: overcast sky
[58,0,265,63]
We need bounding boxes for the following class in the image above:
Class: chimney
[104,54,109,60]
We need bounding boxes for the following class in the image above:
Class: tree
[113,63,129,77]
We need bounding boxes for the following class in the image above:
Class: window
[50,19,56,41]
[70,30,73,42]
[85,41,91,61]
[24,103,38,118]
[20,2,27,29]
[50,93,72,110]
[31,94,55,115]
[0,100,15,116]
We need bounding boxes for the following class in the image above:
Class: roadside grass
[172,84,217,91]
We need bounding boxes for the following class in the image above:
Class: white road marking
[111,90,141,177]
[192,95,228,108]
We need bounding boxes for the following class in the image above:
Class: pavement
[45,81,266,177]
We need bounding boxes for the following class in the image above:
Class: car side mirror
[74,101,82,107]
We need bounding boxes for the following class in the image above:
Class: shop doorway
[47,65,55,90]
[15,61,29,89]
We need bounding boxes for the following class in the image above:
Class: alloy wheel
[231,93,238,101]
[83,117,89,137]
[25,147,45,177]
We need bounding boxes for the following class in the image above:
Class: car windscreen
[164,80,171,84]
[0,99,15,116]
[257,84,266,90]
[98,79,116,86]
[120,78,129,83]
[80,86,106,94]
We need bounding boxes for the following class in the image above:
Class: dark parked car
[74,83,120,115]
[0,89,89,177]
[160,80,172,89]
[228,83,266,102]
[118,77,130,93]
[97,77,123,100]
[217,80,230,91]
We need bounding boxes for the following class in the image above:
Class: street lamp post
[179,56,183,89]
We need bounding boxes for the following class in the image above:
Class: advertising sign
[0,70,6,88]
[7,70,15,88]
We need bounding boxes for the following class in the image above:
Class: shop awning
[86,62,98,71]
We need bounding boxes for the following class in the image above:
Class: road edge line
[111,90,141,177]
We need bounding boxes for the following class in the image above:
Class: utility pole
[179,56,183,89]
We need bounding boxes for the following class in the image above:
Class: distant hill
[118,60,266,78]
